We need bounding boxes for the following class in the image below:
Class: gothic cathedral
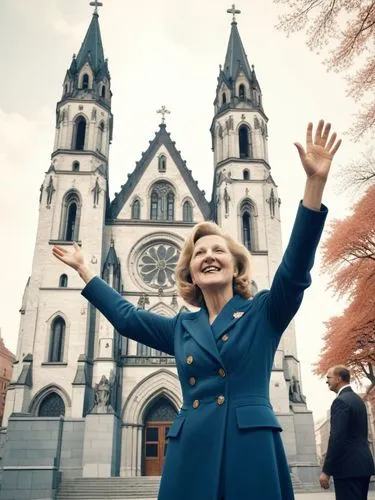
[2,3,319,492]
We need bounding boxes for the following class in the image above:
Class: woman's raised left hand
[294,120,342,182]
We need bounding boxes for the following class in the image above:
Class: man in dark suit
[320,365,375,499]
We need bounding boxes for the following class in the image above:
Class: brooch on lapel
[233,311,244,319]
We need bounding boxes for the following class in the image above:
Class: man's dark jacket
[323,386,375,478]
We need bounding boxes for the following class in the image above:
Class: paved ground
[119,494,375,500]
[297,493,375,499]
[122,493,375,500]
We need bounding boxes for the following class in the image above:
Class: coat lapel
[210,294,253,341]
[182,307,222,364]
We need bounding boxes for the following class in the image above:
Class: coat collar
[182,295,253,363]
[337,385,352,397]
[210,294,253,341]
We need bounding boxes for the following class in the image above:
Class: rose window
[138,243,180,289]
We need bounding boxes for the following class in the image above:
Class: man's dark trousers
[334,477,371,500]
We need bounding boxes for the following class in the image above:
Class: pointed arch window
[132,199,141,219]
[183,201,193,222]
[101,85,106,98]
[48,317,65,362]
[59,274,68,287]
[38,393,65,417]
[239,84,246,99]
[64,84,68,94]
[73,116,86,151]
[158,155,167,173]
[60,191,81,241]
[97,121,105,153]
[243,169,250,180]
[222,92,227,105]
[72,161,80,172]
[150,182,175,221]
[82,73,89,90]
[239,125,253,159]
[167,192,174,221]
[241,199,257,251]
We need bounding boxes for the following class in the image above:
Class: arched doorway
[143,396,177,476]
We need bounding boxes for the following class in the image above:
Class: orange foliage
[315,185,375,384]
[274,0,375,139]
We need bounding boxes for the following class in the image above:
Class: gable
[110,125,210,221]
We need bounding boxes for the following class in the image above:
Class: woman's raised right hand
[52,242,85,271]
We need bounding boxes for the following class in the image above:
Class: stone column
[82,413,119,477]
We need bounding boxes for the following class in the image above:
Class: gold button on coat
[217,395,225,405]
[193,399,200,409]
[218,368,226,378]
[189,377,196,386]
[221,334,229,342]
[186,355,193,365]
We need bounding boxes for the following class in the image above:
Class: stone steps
[291,473,307,493]
[57,474,308,499]
[56,477,161,499]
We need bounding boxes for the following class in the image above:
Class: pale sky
[0,0,370,422]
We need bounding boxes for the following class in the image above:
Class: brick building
[0,330,15,425]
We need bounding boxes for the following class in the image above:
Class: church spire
[213,5,263,114]
[60,1,111,107]
[75,2,105,74]
[223,7,252,82]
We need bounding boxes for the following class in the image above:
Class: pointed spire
[223,7,252,81]
[75,6,105,73]
[104,239,120,268]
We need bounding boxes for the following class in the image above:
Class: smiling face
[189,234,237,297]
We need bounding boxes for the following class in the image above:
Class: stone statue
[46,176,55,207]
[92,372,114,413]
[289,376,306,404]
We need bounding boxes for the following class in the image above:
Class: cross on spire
[227,4,241,23]
[157,105,171,124]
[90,0,103,14]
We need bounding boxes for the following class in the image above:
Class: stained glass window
[138,243,179,289]
[183,201,193,222]
[38,393,65,417]
[149,182,175,221]
[49,317,65,362]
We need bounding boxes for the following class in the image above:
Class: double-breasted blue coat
[82,203,327,500]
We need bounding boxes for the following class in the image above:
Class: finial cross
[90,0,103,13]
[157,105,171,124]
[227,4,241,23]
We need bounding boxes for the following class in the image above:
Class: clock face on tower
[137,242,180,290]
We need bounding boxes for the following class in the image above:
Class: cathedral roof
[223,20,252,82]
[110,124,210,219]
[75,12,105,73]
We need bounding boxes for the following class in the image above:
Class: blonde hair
[175,221,252,307]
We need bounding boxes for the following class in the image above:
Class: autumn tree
[334,149,375,195]
[316,184,375,392]
[274,0,375,139]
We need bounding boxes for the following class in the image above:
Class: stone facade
[0,7,320,498]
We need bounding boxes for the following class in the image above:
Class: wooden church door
[143,397,177,476]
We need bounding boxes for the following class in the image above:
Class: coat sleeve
[82,276,177,355]
[322,398,350,476]
[265,202,328,334]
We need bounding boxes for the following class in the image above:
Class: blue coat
[82,203,327,500]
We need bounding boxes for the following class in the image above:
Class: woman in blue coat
[53,120,341,499]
